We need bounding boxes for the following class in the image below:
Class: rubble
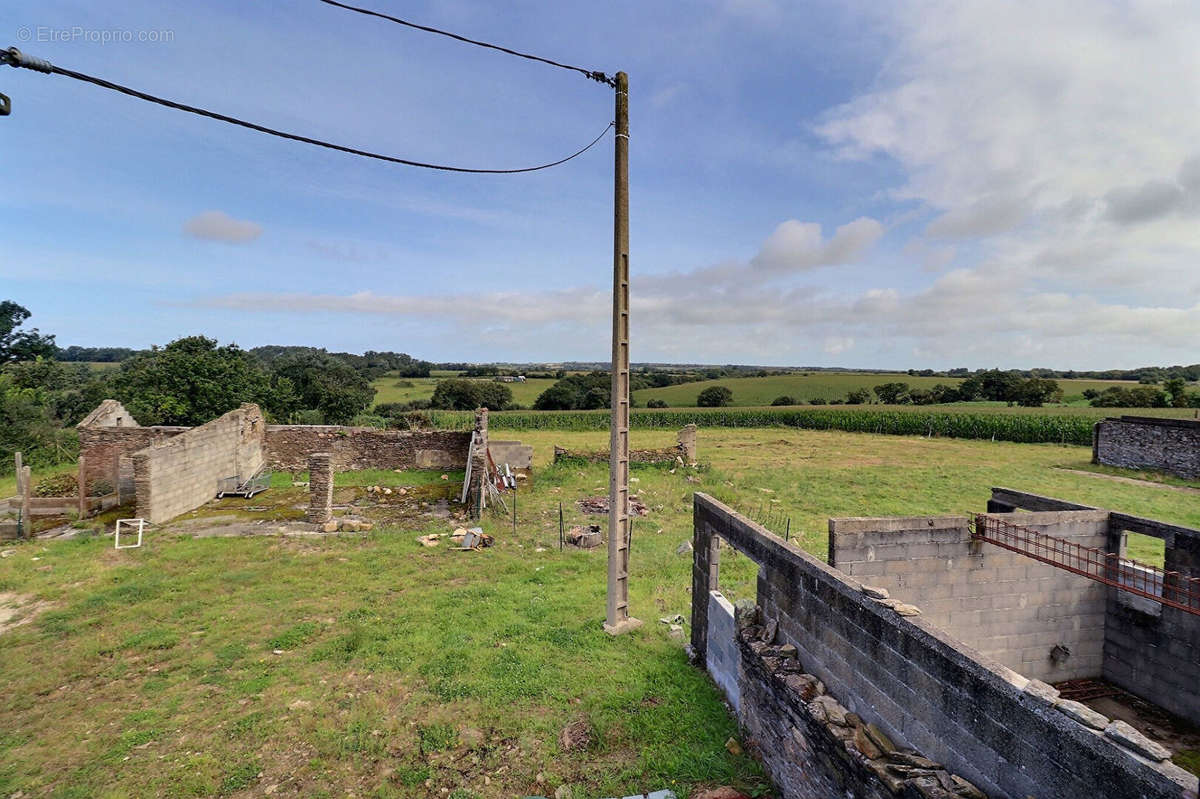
[576,495,648,516]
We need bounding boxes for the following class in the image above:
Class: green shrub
[697,386,733,407]
[646,398,668,408]
[771,395,797,406]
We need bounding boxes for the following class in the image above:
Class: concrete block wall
[829,511,1110,682]
[131,404,266,524]
[1094,416,1200,479]
[705,591,740,713]
[691,494,1193,799]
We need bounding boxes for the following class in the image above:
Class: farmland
[371,376,558,408]
[631,372,1145,407]
[1,427,1197,797]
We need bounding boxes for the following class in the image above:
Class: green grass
[371,375,558,408]
[2,429,1198,796]
[0,461,76,499]
[632,373,1148,407]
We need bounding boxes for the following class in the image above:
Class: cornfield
[428,407,1098,445]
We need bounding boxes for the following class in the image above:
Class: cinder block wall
[829,511,1110,682]
[705,590,740,714]
[691,494,1191,799]
[1094,416,1200,479]
[131,405,266,524]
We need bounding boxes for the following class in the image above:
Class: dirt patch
[0,592,53,636]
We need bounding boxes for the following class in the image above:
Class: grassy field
[632,373,1146,407]
[371,376,557,408]
[2,429,1197,796]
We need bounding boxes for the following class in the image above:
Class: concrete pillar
[306,453,333,525]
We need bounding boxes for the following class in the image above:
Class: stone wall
[828,512,1110,682]
[1094,416,1200,479]
[553,425,698,465]
[691,494,1195,799]
[131,405,266,524]
[264,426,471,472]
[77,424,187,497]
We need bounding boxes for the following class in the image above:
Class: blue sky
[4,1,1200,369]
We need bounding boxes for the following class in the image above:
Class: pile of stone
[365,485,408,497]
[565,525,602,549]
[737,607,988,799]
[576,495,649,516]
[319,517,373,533]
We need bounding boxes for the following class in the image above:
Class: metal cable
[2,46,613,174]
[315,0,615,87]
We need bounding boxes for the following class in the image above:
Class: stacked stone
[306,452,334,525]
[467,408,489,519]
[735,608,988,799]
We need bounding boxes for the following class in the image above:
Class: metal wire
[3,47,614,174]
[315,0,616,87]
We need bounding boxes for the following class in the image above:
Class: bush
[349,413,387,428]
[845,388,871,405]
[696,386,733,407]
[429,379,512,411]
[808,398,824,405]
[771,395,798,406]
[293,409,325,425]
[646,398,668,408]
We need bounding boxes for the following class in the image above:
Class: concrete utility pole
[605,71,640,635]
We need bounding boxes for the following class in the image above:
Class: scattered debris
[659,614,684,625]
[689,788,751,799]
[417,534,442,547]
[676,540,693,556]
[0,549,15,558]
[577,495,648,516]
[724,737,743,756]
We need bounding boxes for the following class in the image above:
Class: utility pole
[605,71,640,635]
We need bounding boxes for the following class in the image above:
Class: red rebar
[972,515,1200,617]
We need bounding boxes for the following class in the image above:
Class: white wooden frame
[115,518,145,549]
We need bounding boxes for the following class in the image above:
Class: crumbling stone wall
[692,494,1195,799]
[828,512,1110,682]
[306,453,333,525]
[264,426,471,472]
[132,404,266,524]
[554,425,698,465]
[1093,416,1200,479]
[77,401,188,497]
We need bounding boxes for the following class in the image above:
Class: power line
[316,0,615,88]
[2,47,613,174]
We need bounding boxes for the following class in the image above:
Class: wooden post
[20,466,32,539]
[77,455,87,519]
[605,71,640,635]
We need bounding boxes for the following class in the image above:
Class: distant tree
[427,378,511,411]
[873,382,910,405]
[930,384,961,404]
[646,398,668,408]
[697,386,733,407]
[270,350,373,424]
[978,370,1023,402]
[579,386,609,410]
[111,336,291,426]
[534,382,582,410]
[845,388,871,405]
[1013,378,1063,407]
[0,301,57,363]
[1089,386,1169,408]
[1164,377,1190,407]
[771,395,798,406]
[473,381,513,411]
[908,388,937,405]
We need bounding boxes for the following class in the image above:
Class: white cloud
[184,211,263,243]
[751,217,884,272]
